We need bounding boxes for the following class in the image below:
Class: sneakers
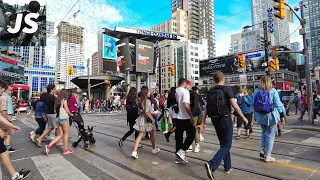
[204,162,215,180]
[152,147,160,154]
[244,135,251,139]
[176,149,187,162]
[277,129,282,137]
[259,149,265,159]
[132,151,138,159]
[186,145,193,152]
[234,135,240,139]
[63,149,73,155]
[12,170,31,180]
[194,144,200,153]
[264,156,275,162]
[8,147,17,153]
[45,145,51,156]
[163,131,168,135]
[200,134,204,142]
[118,140,123,148]
[29,131,35,142]
[174,157,186,164]
[225,168,233,174]
[164,132,170,142]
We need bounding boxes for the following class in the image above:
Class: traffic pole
[263,21,270,76]
[87,58,91,101]
[299,1,313,125]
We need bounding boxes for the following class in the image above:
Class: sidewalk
[285,113,320,132]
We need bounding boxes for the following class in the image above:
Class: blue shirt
[254,88,285,126]
[2,93,14,115]
[237,95,253,114]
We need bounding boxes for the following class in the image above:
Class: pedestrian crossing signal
[170,64,175,76]
[67,65,73,76]
[237,55,245,69]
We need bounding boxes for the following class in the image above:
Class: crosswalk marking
[302,136,320,145]
[31,154,91,180]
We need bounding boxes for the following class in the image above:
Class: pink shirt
[68,96,78,113]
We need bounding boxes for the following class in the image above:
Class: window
[13,46,20,52]
[195,71,199,74]
[23,47,30,64]
[33,47,40,66]
[40,77,47,91]
[24,76,28,85]
[195,53,198,56]
[41,48,45,66]
[191,52,193,55]
[32,76,39,92]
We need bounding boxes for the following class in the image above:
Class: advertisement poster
[135,39,154,73]
[200,55,238,77]
[0,0,46,46]
[103,34,117,60]
[116,37,132,72]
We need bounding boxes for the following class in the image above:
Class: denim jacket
[237,95,253,114]
[254,88,285,126]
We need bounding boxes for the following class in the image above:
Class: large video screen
[103,34,117,60]
[116,37,132,72]
[135,39,154,73]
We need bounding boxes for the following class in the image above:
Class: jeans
[175,119,196,153]
[35,117,46,135]
[314,107,320,119]
[154,115,159,130]
[209,114,233,171]
[300,107,308,119]
[260,124,277,157]
[121,117,138,141]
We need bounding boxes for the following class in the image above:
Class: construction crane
[67,10,80,24]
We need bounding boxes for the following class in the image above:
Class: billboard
[116,37,132,72]
[102,60,117,72]
[0,0,46,46]
[135,39,154,73]
[103,34,117,60]
[200,55,238,77]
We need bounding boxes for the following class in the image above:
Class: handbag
[59,99,69,120]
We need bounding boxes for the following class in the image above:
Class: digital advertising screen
[135,39,154,73]
[116,37,132,72]
[103,34,117,60]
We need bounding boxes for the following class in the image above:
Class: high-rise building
[91,52,99,76]
[173,38,208,86]
[9,46,56,97]
[304,0,320,67]
[56,22,85,89]
[251,0,290,48]
[172,0,215,57]
[150,8,188,92]
[290,42,301,65]
[230,28,275,54]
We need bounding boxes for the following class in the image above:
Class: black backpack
[190,90,202,117]
[206,87,228,118]
[126,99,139,120]
[167,87,179,113]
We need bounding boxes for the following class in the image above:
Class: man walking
[0,84,17,153]
[173,78,196,163]
[201,71,247,180]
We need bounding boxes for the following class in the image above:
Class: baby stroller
[71,112,96,150]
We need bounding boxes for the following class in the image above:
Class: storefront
[0,54,24,84]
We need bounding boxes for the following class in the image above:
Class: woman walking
[254,76,285,162]
[45,89,74,155]
[131,86,160,159]
[118,87,139,147]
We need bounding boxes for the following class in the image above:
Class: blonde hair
[258,75,273,91]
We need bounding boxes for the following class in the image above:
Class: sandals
[34,140,42,147]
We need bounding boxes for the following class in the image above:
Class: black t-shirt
[213,85,235,112]
[43,93,56,114]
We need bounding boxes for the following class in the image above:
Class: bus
[11,84,30,112]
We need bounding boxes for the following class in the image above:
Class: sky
[45,0,303,66]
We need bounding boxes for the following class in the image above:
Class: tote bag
[59,99,69,120]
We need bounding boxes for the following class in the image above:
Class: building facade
[0,53,24,84]
[56,22,85,89]
[91,52,99,76]
[230,28,275,54]
[173,38,208,87]
[251,0,290,48]
[9,46,55,97]
[304,0,320,67]
[290,42,301,65]
[172,0,215,57]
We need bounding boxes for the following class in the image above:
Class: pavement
[1,110,320,180]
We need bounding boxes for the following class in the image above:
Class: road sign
[239,74,247,86]
[72,65,85,69]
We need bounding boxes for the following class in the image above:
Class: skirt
[133,114,154,132]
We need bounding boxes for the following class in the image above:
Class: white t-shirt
[172,87,191,120]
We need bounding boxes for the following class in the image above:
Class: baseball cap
[72,88,80,94]
[186,80,191,86]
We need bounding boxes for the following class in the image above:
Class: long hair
[55,89,68,110]
[127,87,137,101]
[138,87,149,110]
[167,87,176,108]
[258,75,273,91]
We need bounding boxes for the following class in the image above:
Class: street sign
[72,65,85,69]
[245,53,261,59]
[239,74,247,86]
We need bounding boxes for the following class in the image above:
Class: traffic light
[268,58,279,72]
[237,55,245,69]
[104,79,109,84]
[170,64,175,76]
[67,65,73,76]
[274,0,285,19]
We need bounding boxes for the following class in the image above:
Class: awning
[11,84,30,90]
[71,75,124,89]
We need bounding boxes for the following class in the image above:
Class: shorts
[0,137,7,154]
[45,114,58,129]
[164,109,170,117]
[237,113,253,130]
[193,116,202,126]
[56,117,68,126]
[0,120,14,136]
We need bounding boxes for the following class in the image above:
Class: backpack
[167,88,179,113]
[159,96,166,108]
[206,87,228,118]
[254,90,274,114]
[35,101,46,114]
[190,90,202,117]
[126,99,139,120]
